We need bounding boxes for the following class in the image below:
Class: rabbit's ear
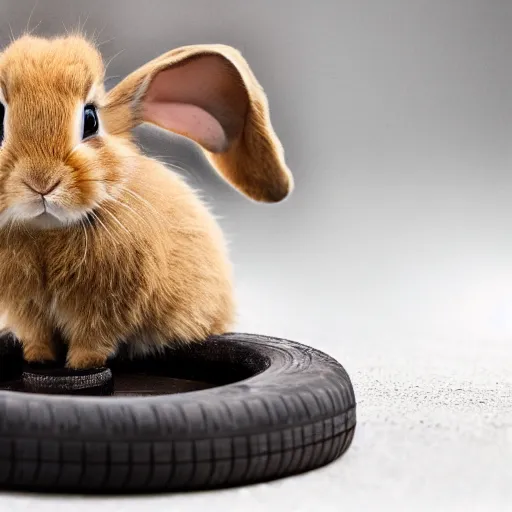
[104,44,292,202]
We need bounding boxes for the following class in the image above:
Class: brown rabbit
[0,35,292,369]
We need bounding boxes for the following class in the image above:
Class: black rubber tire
[0,333,356,493]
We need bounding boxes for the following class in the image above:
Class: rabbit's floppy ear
[104,44,292,202]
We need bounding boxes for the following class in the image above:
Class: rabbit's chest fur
[0,226,160,332]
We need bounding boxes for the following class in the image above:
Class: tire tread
[0,333,356,492]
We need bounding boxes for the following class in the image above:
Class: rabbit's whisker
[88,209,121,247]
[100,203,131,235]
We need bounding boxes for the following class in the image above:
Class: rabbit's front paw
[18,327,56,364]
[66,338,114,370]
[23,343,56,363]
[66,348,107,369]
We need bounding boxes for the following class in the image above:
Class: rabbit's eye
[0,103,4,145]
[82,104,99,140]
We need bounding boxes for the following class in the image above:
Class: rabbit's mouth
[34,212,58,221]
[29,211,67,230]
[0,197,90,230]
[24,203,87,230]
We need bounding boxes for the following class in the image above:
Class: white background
[1,0,512,510]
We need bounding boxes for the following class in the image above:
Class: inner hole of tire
[108,341,270,396]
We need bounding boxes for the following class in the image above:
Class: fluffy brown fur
[0,35,291,369]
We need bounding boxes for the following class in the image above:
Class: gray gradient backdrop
[0,1,511,510]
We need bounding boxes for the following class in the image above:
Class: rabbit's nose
[23,179,61,196]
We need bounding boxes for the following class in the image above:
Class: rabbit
[0,34,292,369]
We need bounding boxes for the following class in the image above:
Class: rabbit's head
[0,35,292,230]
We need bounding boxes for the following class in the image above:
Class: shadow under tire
[0,333,356,493]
